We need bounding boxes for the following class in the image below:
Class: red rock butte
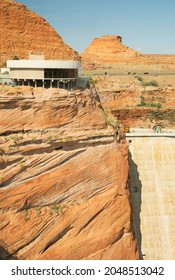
[0,0,80,65]
[81,35,143,69]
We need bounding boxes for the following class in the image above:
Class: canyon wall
[0,87,105,134]
[93,75,175,128]
[0,0,79,65]
[0,141,138,260]
[0,86,139,260]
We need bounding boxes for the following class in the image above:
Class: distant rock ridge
[0,0,80,65]
[81,35,145,69]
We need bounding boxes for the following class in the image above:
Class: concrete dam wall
[127,135,175,260]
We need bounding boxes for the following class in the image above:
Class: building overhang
[7,60,81,69]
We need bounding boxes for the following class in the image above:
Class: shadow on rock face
[0,241,17,260]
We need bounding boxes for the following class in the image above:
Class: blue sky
[17,0,175,54]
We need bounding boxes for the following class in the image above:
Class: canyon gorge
[1,0,175,261]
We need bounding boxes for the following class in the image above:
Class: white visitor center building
[7,54,81,89]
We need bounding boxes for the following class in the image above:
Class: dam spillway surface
[127,135,175,260]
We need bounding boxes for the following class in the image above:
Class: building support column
[50,80,52,88]
[35,80,37,88]
[57,80,59,88]
[42,80,44,88]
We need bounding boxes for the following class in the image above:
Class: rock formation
[0,0,79,65]
[0,86,139,260]
[0,87,105,134]
[81,35,143,69]
[93,74,175,128]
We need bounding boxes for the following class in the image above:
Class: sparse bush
[12,55,20,60]
[136,76,143,82]
[50,203,64,215]
[149,80,159,87]
[51,204,59,214]
[11,135,23,145]
[106,116,119,128]
[141,80,148,86]
[149,102,162,109]
[89,78,96,86]
[137,95,146,106]
[41,129,48,135]
[150,109,164,120]
[138,95,162,108]
[46,135,56,144]
[141,79,158,87]
[104,109,119,129]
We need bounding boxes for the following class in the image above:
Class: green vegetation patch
[136,76,159,87]
[137,95,162,108]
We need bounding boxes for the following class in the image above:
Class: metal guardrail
[126,132,175,137]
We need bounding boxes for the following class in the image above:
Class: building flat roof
[7,60,81,69]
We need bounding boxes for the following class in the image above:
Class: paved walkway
[127,135,175,259]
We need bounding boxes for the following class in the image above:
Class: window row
[44,69,78,78]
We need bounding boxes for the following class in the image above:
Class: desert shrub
[149,102,162,109]
[106,115,119,128]
[11,135,23,144]
[141,80,148,86]
[136,76,143,82]
[89,78,96,86]
[12,55,20,60]
[46,135,56,144]
[137,95,146,106]
[138,95,162,108]
[141,80,158,87]
[149,80,159,87]
[150,109,164,120]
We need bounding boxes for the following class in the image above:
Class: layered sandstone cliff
[0,86,138,260]
[0,86,105,134]
[0,0,79,65]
